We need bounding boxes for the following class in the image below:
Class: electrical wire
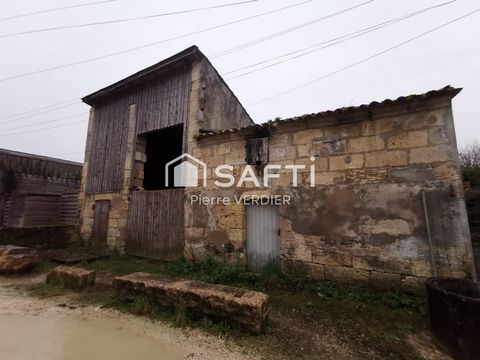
[0,101,83,125]
[0,0,312,83]
[224,0,455,79]
[247,8,480,107]
[0,112,87,132]
[0,119,87,136]
[0,0,116,22]
[3,5,476,137]
[0,0,259,38]
[211,0,373,58]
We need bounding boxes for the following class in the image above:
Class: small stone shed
[78,46,475,290]
[188,86,476,290]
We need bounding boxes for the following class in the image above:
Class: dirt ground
[0,271,451,360]
[0,274,256,360]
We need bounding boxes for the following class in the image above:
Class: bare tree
[459,140,480,168]
[460,140,480,187]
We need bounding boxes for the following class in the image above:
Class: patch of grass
[33,253,427,359]
[32,259,58,274]
[270,289,424,359]
[28,282,69,298]
[79,254,165,276]
[309,281,425,311]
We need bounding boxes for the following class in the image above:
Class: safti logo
[165,154,207,188]
[165,153,316,189]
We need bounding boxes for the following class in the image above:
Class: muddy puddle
[0,313,185,360]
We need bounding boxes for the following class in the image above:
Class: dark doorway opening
[143,125,183,190]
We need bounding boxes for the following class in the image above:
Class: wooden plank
[0,149,82,180]
[127,189,184,260]
[85,66,191,194]
[135,67,192,134]
[246,137,269,165]
[91,200,110,254]
[60,192,79,225]
[22,195,62,227]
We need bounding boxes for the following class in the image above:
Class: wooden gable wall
[86,65,192,194]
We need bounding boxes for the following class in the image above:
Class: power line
[224,0,456,79]
[0,0,312,83]
[0,112,87,131]
[4,7,477,136]
[0,119,87,136]
[0,0,451,124]
[0,101,82,125]
[211,0,373,58]
[248,8,480,107]
[0,98,78,122]
[0,0,259,38]
[0,0,116,22]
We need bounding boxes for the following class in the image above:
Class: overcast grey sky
[0,0,478,162]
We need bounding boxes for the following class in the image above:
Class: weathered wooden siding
[0,149,81,182]
[127,189,184,260]
[0,193,77,227]
[0,171,80,195]
[91,199,110,253]
[22,195,61,227]
[135,67,192,134]
[85,66,192,194]
[85,96,130,194]
[60,192,79,225]
[0,149,82,228]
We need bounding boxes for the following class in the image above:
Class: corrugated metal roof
[196,86,462,139]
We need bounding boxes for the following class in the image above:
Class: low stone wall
[113,272,270,333]
[0,225,79,250]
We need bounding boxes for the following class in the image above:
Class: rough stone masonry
[185,87,476,292]
[76,46,475,292]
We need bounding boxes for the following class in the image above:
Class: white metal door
[246,204,280,272]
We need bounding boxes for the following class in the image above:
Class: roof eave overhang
[82,45,203,106]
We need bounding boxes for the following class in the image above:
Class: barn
[0,149,81,248]
[79,46,252,256]
[79,46,476,290]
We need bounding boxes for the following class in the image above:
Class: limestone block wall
[185,95,475,291]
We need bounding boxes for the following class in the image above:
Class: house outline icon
[165,153,207,188]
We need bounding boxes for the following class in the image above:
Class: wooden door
[126,189,184,260]
[91,200,110,254]
[246,204,280,272]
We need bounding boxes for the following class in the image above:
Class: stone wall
[185,94,475,291]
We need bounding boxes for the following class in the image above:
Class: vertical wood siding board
[127,190,183,259]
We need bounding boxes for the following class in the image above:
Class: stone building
[79,46,475,290]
